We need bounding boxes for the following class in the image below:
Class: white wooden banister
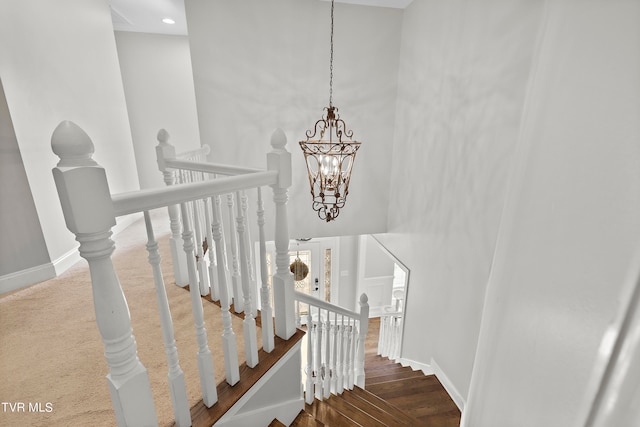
[295,290,369,403]
[165,158,263,176]
[174,144,210,160]
[52,121,158,427]
[53,122,288,426]
[112,171,278,216]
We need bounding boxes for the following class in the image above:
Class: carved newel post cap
[157,128,170,145]
[270,128,287,149]
[51,121,98,168]
[359,293,369,305]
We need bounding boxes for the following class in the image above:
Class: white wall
[0,0,139,268]
[0,79,51,279]
[115,32,201,189]
[376,0,544,405]
[464,1,640,425]
[185,0,402,239]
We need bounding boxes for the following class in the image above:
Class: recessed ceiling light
[162,18,175,25]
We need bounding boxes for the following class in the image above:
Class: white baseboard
[0,263,56,295]
[1,213,144,296]
[52,247,82,276]
[430,358,465,412]
[395,357,434,376]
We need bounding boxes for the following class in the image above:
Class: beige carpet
[0,211,255,427]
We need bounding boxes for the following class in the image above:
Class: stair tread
[366,374,440,395]
[268,418,288,427]
[292,409,325,427]
[343,386,424,427]
[325,394,387,427]
[350,386,422,426]
[365,369,425,385]
[308,398,364,426]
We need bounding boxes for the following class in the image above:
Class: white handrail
[293,291,359,320]
[166,158,263,176]
[111,171,277,216]
[175,144,210,160]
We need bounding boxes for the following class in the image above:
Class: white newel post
[51,121,158,427]
[156,129,188,286]
[356,293,369,388]
[267,128,295,340]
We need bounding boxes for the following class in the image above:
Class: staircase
[268,318,461,426]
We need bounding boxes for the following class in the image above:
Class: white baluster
[143,212,191,427]
[212,195,240,386]
[337,315,345,394]
[257,187,275,352]
[204,197,219,302]
[356,293,369,388]
[241,191,258,318]
[192,198,210,296]
[305,308,314,404]
[52,121,157,426]
[345,319,354,390]
[156,129,188,286]
[323,312,332,399]
[267,129,295,340]
[235,191,259,368]
[331,312,339,394]
[314,307,323,401]
[180,201,218,406]
[227,193,244,313]
[214,195,232,301]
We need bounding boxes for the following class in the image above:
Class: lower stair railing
[294,291,369,404]
[51,121,297,426]
[378,311,403,361]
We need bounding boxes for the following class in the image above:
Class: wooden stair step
[325,394,387,427]
[307,398,364,426]
[366,375,440,398]
[364,362,407,375]
[268,418,288,427]
[291,409,325,427]
[350,386,422,426]
[342,386,424,427]
[365,368,425,385]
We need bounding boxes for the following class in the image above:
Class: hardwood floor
[278,317,461,426]
[190,287,460,426]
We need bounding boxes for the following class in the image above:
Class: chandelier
[299,0,361,222]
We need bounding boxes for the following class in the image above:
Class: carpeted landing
[0,210,256,427]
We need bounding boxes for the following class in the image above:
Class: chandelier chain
[329,0,334,108]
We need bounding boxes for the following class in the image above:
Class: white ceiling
[109,0,413,36]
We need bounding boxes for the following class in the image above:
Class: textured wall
[0,79,51,277]
[185,0,402,239]
[0,0,139,266]
[376,0,544,404]
[464,1,640,425]
[115,32,201,190]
